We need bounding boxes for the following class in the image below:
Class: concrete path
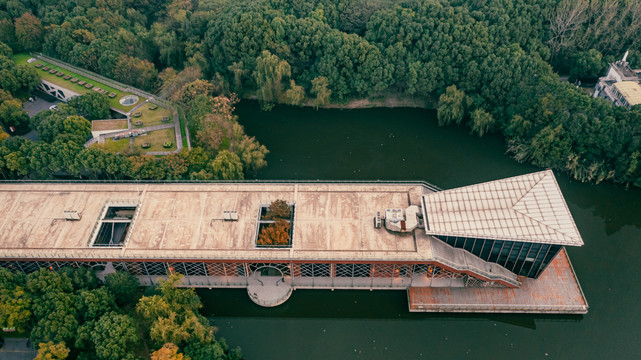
[0,338,37,360]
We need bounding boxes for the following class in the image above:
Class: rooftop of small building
[613,81,641,106]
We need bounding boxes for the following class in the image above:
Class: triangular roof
[421,170,583,246]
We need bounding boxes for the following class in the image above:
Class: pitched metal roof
[421,170,583,246]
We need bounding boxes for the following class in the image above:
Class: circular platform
[119,95,139,106]
[247,275,293,307]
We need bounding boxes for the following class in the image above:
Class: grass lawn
[133,128,176,152]
[98,138,131,153]
[132,104,172,127]
[92,119,128,132]
[13,53,146,112]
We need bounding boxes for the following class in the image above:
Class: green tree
[0,268,31,333]
[311,76,331,109]
[0,99,29,133]
[59,267,100,291]
[104,271,140,306]
[284,80,305,106]
[68,93,110,120]
[61,115,92,144]
[27,269,73,296]
[76,288,117,322]
[254,50,291,104]
[210,150,243,180]
[91,312,140,360]
[34,341,69,360]
[437,85,468,126]
[569,49,605,78]
[470,109,495,137]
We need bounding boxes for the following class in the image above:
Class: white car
[49,104,58,110]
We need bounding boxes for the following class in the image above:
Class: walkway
[247,275,293,307]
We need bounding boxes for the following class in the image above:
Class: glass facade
[436,236,561,278]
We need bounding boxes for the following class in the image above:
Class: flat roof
[613,81,641,106]
[408,247,588,314]
[421,170,583,246]
[0,182,436,262]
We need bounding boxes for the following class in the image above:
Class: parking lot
[22,95,60,118]
[0,338,37,359]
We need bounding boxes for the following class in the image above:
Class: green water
[199,101,641,359]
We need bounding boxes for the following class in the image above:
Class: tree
[152,343,191,360]
[210,150,243,180]
[470,109,495,137]
[284,80,305,106]
[569,49,605,78]
[311,76,331,109]
[265,199,290,220]
[175,79,215,104]
[68,93,110,120]
[59,267,100,291]
[254,50,291,104]
[90,312,140,360]
[437,85,469,127]
[112,54,158,91]
[61,115,92,144]
[0,268,31,333]
[104,271,140,306]
[0,99,29,133]
[14,12,43,51]
[233,135,268,175]
[257,219,291,246]
[27,269,73,296]
[34,341,69,360]
[76,288,117,322]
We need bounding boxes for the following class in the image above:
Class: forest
[0,0,640,186]
[0,268,242,359]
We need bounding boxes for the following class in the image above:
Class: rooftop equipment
[383,205,421,233]
[223,211,239,221]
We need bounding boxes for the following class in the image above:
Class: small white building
[594,51,641,109]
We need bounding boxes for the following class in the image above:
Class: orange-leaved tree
[257,219,291,245]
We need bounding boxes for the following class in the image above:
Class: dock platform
[408,248,588,314]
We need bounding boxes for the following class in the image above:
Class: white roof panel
[422,170,583,246]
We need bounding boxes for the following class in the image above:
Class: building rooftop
[421,170,583,246]
[613,81,641,106]
[0,182,436,262]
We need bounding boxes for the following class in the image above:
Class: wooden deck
[407,248,588,314]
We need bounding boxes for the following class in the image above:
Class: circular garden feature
[119,95,139,106]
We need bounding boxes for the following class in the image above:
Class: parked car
[0,336,4,349]
[49,104,58,110]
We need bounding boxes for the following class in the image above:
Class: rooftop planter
[256,200,295,248]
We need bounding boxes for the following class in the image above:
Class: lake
[198,101,641,359]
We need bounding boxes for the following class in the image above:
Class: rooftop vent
[223,211,239,221]
[374,211,382,229]
[63,210,81,221]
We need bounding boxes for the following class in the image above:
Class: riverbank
[245,92,435,109]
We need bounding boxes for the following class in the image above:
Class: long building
[0,170,588,313]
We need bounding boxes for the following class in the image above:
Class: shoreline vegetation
[0,268,242,359]
[0,0,640,189]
